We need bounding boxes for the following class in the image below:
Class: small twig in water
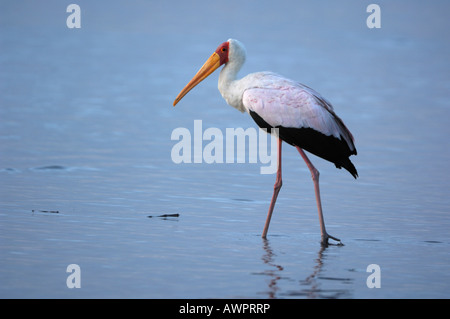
[32,210,59,214]
[147,213,179,218]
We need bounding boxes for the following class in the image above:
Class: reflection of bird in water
[299,245,325,299]
[298,246,353,299]
[260,239,352,298]
[260,239,284,299]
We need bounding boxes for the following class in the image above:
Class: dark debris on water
[147,214,179,219]
[32,210,59,214]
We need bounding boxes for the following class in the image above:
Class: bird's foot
[321,233,344,247]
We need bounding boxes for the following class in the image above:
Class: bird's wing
[242,78,355,149]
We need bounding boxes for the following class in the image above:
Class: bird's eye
[221,47,227,52]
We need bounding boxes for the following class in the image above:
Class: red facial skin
[215,41,229,65]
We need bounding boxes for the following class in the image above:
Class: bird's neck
[218,59,246,113]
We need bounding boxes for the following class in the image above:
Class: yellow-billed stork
[173,39,357,246]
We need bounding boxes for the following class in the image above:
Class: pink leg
[262,137,283,238]
[296,147,342,246]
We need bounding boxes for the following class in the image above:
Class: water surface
[1,1,450,298]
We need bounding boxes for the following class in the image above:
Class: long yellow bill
[173,52,221,106]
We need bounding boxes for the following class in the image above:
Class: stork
[173,39,357,246]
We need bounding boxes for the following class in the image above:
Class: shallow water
[1,1,450,298]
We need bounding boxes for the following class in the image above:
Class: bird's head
[173,39,245,106]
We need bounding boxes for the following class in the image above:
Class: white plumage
[242,77,355,149]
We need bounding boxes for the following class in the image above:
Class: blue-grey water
[1,1,450,298]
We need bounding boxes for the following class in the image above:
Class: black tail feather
[336,158,358,179]
[249,110,358,178]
